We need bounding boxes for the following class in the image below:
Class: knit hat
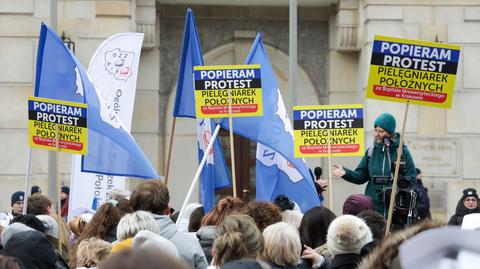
[133,230,179,258]
[10,214,46,233]
[11,191,24,206]
[1,222,34,245]
[60,186,70,195]
[374,113,396,134]
[36,215,58,239]
[327,215,373,256]
[462,188,478,201]
[342,194,375,215]
[111,238,133,253]
[31,186,42,195]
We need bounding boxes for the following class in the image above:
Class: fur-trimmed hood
[357,220,445,269]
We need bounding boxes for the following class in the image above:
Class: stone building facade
[1,0,480,221]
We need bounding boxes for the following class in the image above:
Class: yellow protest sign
[366,35,461,108]
[28,96,88,154]
[194,65,262,118]
[293,104,364,157]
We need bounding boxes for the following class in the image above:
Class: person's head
[241,201,282,232]
[342,194,375,215]
[374,113,396,142]
[1,223,34,246]
[202,197,245,227]
[100,249,188,269]
[280,209,303,229]
[416,168,422,180]
[35,215,58,239]
[3,230,56,269]
[0,255,24,269]
[68,216,88,237]
[60,186,70,201]
[273,194,295,212]
[11,191,25,215]
[188,206,205,232]
[299,206,337,248]
[462,188,479,210]
[26,194,53,215]
[9,214,46,233]
[213,214,264,266]
[76,238,111,268]
[130,180,170,215]
[133,230,179,258]
[116,211,160,241]
[115,199,133,216]
[327,215,372,257]
[31,185,42,195]
[262,222,301,266]
[356,210,387,241]
[79,202,122,241]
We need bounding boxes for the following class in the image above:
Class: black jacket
[330,253,361,269]
[2,230,56,269]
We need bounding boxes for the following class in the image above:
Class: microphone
[314,167,322,180]
[383,137,391,147]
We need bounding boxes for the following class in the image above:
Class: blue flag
[220,34,320,212]
[173,9,231,212]
[35,23,158,179]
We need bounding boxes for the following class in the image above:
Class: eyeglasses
[465,198,477,202]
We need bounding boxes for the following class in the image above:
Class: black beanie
[462,188,479,201]
[10,214,46,233]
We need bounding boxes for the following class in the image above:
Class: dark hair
[100,249,188,269]
[299,206,336,248]
[188,206,205,232]
[241,201,282,232]
[273,194,294,211]
[79,203,121,242]
[202,197,245,226]
[10,214,46,233]
[115,199,133,216]
[0,255,24,269]
[26,194,52,215]
[357,210,387,241]
[130,181,170,214]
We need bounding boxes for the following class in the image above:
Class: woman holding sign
[333,113,416,217]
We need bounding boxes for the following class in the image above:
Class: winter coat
[329,253,361,269]
[152,213,208,269]
[342,133,416,215]
[2,230,56,269]
[196,225,216,264]
[266,261,299,269]
[448,198,480,226]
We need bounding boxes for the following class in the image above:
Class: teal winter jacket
[341,133,416,216]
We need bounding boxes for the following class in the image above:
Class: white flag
[69,33,144,220]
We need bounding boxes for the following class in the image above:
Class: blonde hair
[213,214,264,266]
[262,222,301,266]
[116,211,160,240]
[68,216,87,237]
[76,238,111,267]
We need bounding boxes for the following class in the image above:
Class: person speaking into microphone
[332,113,416,216]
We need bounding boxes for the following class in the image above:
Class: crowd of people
[0,180,478,269]
[1,113,479,269]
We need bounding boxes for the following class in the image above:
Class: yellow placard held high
[194,65,262,118]
[293,104,364,158]
[366,35,461,108]
[28,96,88,154]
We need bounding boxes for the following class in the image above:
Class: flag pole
[164,117,176,185]
[385,102,410,236]
[327,130,333,210]
[228,89,237,198]
[55,125,63,253]
[22,148,33,215]
[176,123,222,227]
